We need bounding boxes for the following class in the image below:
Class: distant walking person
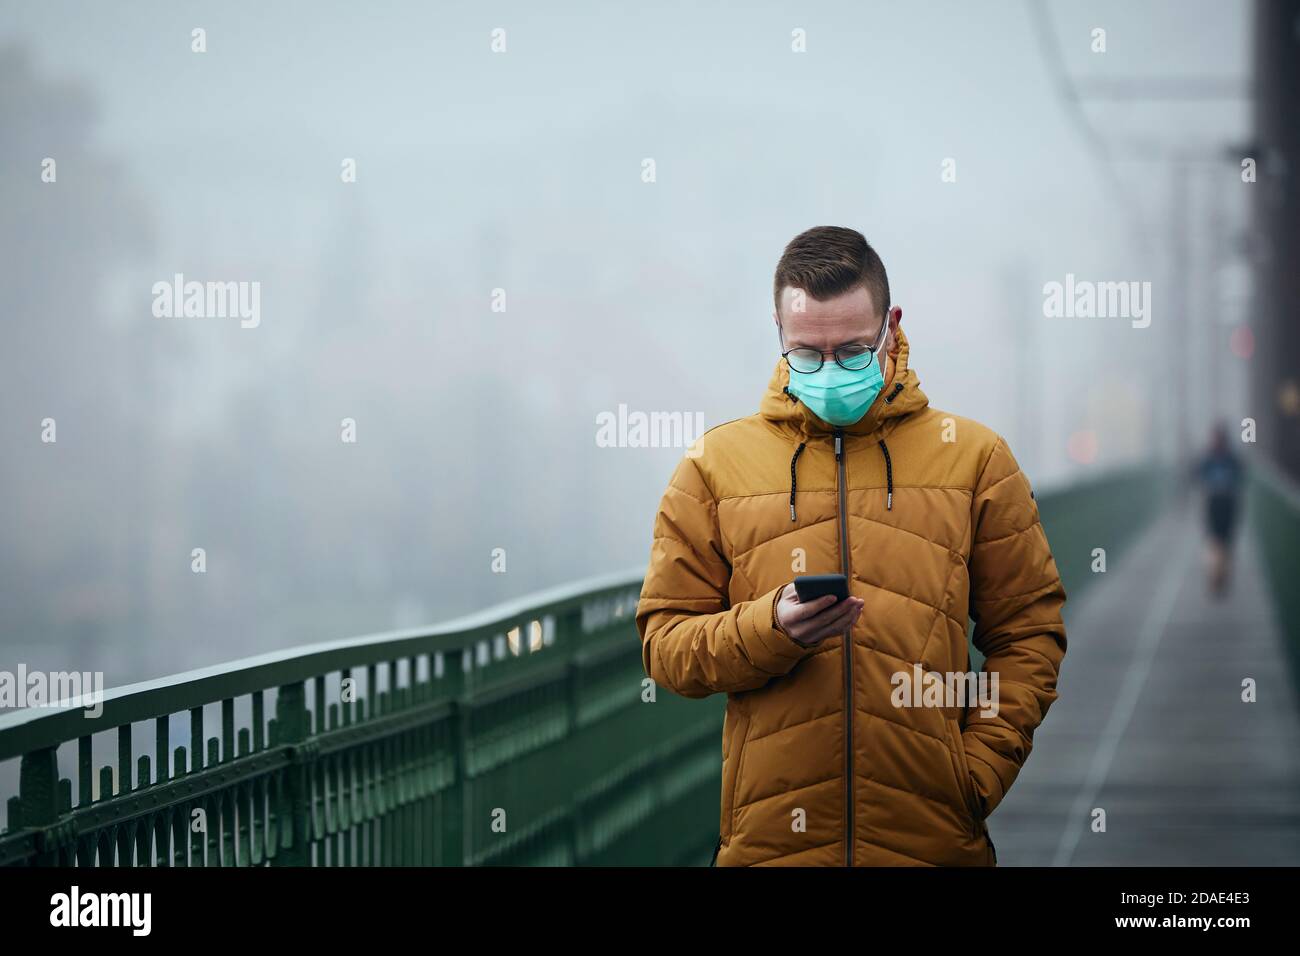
[1194,422,1244,598]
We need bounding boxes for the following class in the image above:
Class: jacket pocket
[720,706,751,843]
[944,716,982,824]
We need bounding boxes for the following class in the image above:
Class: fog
[1,0,1253,688]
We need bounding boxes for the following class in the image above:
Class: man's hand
[775,583,864,646]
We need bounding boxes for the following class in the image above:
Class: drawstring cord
[788,436,895,518]
[789,441,806,520]
[877,380,902,510]
[878,438,893,510]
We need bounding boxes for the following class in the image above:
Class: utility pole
[1252,0,1300,482]
[1170,161,1192,479]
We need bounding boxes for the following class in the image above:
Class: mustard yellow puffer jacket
[635,327,1067,866]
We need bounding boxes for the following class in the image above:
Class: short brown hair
[773,226,890,320]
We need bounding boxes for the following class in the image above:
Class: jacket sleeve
[635,453,817,699]
[963,435,1068,818]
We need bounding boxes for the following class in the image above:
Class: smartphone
[793,574,849,604]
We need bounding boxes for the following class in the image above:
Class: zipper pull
[834,429,843,461]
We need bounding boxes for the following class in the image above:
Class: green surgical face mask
[785,352,885,426]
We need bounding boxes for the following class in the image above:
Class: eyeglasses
[778,314,889,373]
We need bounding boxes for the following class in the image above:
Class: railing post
[561,607,585,865]
[438,648,467,866]
[19,747,60,865]
[274,681,312,866]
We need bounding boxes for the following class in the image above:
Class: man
[1193,421,1244,598]
[634,226,1067,866]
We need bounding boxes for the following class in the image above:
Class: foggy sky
[0,0,1254,689]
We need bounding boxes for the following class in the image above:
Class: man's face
[774,285,902,382]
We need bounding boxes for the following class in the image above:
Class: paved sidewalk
[988,503,1300,865]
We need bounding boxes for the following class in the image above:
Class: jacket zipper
[834,427,854,867]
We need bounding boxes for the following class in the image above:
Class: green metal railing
[1247,458,1300,697]
[1034,464,1172,607]
[0,465,1172,867]
[0,569,719,867]
[968,464,1172,669]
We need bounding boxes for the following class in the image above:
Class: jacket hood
[759,324,930,442]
